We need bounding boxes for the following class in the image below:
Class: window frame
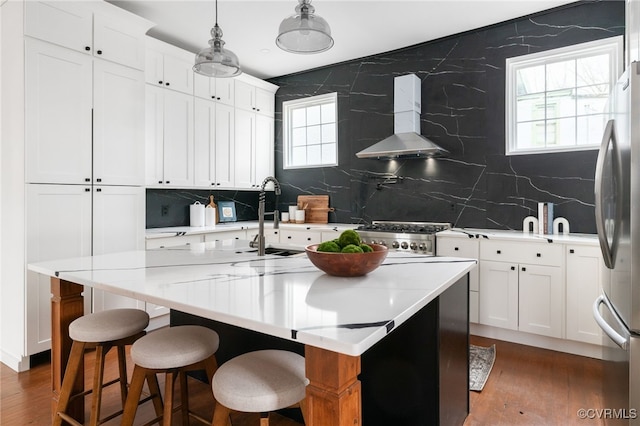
[283,92,338,169]
[505,36,623,156]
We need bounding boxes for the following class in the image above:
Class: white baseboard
[0,350,30,372]
[470,323,605,360]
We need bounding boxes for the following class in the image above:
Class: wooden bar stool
[211,350,308,426]
[121,325,220,426]
[53,308,152,426]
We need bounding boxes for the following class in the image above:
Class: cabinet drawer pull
[96,188,102,192]
[307,237,311,241]
[287,236,292,239]
[158,180,163,184]
[536,253,541,257]
[570,249,575,254]
[85,188,91,192]
[85,46,91,51]
[522,267,526,272]
[511,266,515,271]
[96,50,102,55]
[497,250,501,254]
[165,181,170,184]
[165,82,170,86]
[454,247,459,251]
[158,80,163,85]
[96,178,101,182]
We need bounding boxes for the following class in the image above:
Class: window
[506,36,623,155]
[283,92,337,169]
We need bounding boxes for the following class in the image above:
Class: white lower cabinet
[566,245,607,345]
[279,229,322,246]
[436,235,479,323]
[479,260,519,330]
[517,264,563,338]
[479,239,564,339]
[203,230,248,243]
[25,184,149,355]
[91,186,145,313]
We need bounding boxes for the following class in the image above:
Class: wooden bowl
[305,243,389,277]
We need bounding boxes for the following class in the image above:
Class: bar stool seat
[122,325,220,426]
[211,350,308,426]
[54,308,150,426]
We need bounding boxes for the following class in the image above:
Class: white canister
[281,212,290,223]
[295,209,305,224]
[190,201,205,227]
[205,206,216,227]
[289,205,298,218]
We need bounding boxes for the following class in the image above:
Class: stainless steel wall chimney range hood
[356,74,448,159]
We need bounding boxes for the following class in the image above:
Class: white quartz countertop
[28,240,476,356]
[438,228,599,245]
[145,222,358,239]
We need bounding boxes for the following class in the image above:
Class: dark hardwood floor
[0,335,604,425]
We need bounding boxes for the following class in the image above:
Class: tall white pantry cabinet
[1,0,153,371]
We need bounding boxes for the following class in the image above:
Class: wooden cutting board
[297,195,334,224]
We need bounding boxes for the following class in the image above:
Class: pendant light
[276,0,334,54]
[193,0,241,78]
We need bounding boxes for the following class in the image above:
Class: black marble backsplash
[146,189,277,228]
[266,0,624,234]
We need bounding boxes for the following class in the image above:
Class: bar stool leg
[122,365,149,426]
[89,344,110,426]
[163,371,177,426]
[53,340,87,426]
[211,404,232,426]
[260,412,269,426]
[117,344,129,406]
[146,371,164,419]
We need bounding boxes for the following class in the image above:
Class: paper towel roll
[205,206,216,227]
[190,201,205,227]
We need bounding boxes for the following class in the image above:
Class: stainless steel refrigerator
[594,60,640,425]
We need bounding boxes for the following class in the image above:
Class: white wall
[1,0,28,372]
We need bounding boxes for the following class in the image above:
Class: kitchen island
[28,239,476,425]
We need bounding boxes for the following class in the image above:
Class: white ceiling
[107,0,577,80]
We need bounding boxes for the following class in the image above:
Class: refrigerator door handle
[593,294,629,350]
[594,119,621,269]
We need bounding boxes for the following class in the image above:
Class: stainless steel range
[356,221,451,255]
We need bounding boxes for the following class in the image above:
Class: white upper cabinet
[25,39,93,185]
[145,37,194,95]
[146,85,195,187]
[24,1,150,70]
[235,80,275,116]
[194,74,235,106]
[194,98,235,188]
[93,60,145,185]
[25,38,145,186]
[255,114,275,185]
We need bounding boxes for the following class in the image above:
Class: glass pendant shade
[193,2,241,78]
[276,0,334,54]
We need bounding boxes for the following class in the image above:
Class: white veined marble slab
[28,240,476,356]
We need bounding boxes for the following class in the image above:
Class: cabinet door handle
[497,250,501,254]
[570,249,575,254]
[96,50,102,55]
[307,237,311,241]
[522,267,526,272]
[96,188,102,192]
[96,178,102,182]
[536,253,541,257]
[84,187,91,192]
[165,181,170,184]
[454,247,459,251]
[85,46,91,51]
[158,80,163,85]
[288,236,292,239]
[158,180,163,184]
[510,266,515,271]
[85,178,91,182]
[165,82,170,86]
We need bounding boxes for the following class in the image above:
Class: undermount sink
[242,248,304,257]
